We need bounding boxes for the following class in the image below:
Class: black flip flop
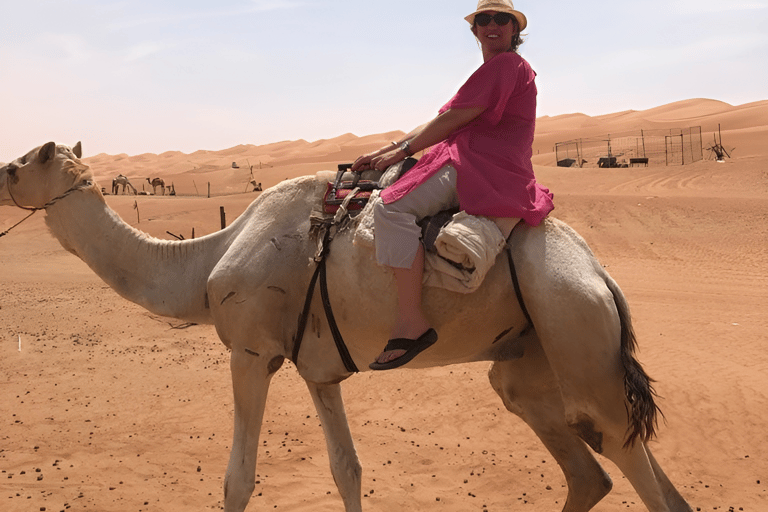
[369,328,438,371]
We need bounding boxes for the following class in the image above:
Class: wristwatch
[399,140,414,157]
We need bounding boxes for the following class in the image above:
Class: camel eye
[6,164,18,176]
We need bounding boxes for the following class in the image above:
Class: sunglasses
[474,12,515,27]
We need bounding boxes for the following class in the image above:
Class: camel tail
[606,276,663,448]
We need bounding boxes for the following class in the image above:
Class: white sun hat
[465,0,527,32]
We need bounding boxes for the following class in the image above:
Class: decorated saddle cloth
[347,161,506,294]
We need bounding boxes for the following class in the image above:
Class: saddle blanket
[353,191,506,293]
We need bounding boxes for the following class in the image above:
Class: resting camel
[0,142,692,512]
[146,176,165,195]
[111,173,137,195]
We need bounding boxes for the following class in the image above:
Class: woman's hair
[471,17,524,53]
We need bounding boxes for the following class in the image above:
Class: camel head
[0,141,94,210]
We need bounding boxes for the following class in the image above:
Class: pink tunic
[380,52,554,226]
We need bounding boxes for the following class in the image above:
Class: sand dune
[78,98,767,196]
[1,98,766,511]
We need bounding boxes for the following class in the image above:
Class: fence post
[681,133,685,165]
[220,207,226,230]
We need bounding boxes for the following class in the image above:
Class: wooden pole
[220,207,226,230]
[579,139,583,167]
[680,134,685,165]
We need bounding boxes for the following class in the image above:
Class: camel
[111,174,137,195]
[0,142,693,512]
[146,176,165,195]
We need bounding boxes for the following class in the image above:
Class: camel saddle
[322,163,379,214]
[322,159,419,215]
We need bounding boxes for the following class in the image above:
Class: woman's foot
[369,328,438,371]
[375,319,432,364]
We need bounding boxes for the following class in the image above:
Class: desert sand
[1,98,767,511]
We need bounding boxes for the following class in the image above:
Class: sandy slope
[1,99,767,511]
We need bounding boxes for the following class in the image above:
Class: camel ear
[39,142,57,164]
[73,141,82,158]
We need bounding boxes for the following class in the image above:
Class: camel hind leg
[489,333,612,512]
[646,446,693,510]
[530,282,677,511]
[306,381,363,512]
[511,222,690,511]
[590,278,692,512]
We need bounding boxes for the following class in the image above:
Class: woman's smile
[474,10,516,59]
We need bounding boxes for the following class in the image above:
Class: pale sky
[1,0,766,161]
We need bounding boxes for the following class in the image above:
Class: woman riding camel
[351,0,554,370]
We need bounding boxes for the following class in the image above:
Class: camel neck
[43,187,218,323]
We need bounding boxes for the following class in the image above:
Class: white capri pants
[374,164,459,268]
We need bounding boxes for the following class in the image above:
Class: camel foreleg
[489,335,612,512]
[306,381,363,512]
[223,348,285,512]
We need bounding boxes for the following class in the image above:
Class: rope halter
[1,170,93,237]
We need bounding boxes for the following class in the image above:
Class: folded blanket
[424,211,506,293]
[352,189,379,248]
[354,197,506,294]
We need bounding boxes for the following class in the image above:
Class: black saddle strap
[506,227,534,328]
[318,256,359,372]
[291,257,323,365]
[291,228,359,373]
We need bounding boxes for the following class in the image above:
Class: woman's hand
[352,142,403,172]
[370,150,405,171]
[351,152,376,172]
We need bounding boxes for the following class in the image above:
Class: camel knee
[331,458,362,491]
[560,447,613,510]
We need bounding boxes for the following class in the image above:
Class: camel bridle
[1,169,93,238]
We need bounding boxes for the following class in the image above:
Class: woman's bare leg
[374,243,432,364]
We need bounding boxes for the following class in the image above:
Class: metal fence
[555,126,703,168]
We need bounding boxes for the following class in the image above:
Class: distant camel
[557,158,588,168]
[250,180,262,192]
[112,174,137,195]
[146,177,165,195]
[0,141,693,512]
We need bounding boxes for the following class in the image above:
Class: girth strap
[505,225,534,328]
[291,254,323,365]
[291,227,359,373]
[318,253,359,372]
